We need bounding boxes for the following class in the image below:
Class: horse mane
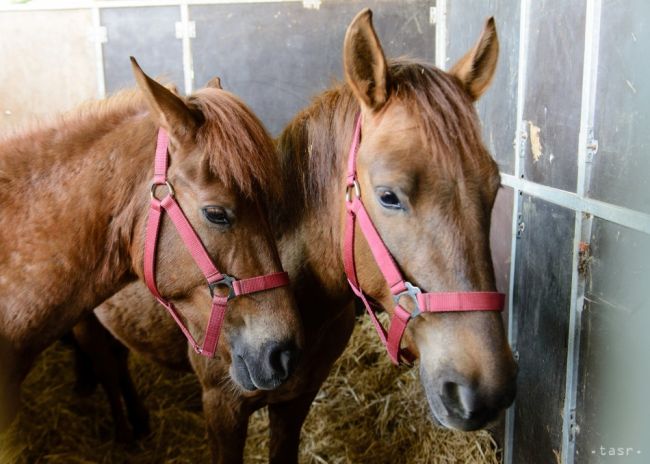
[275,58,491,228]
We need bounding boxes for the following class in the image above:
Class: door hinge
[518,121,528,158]
[516,213,526,238]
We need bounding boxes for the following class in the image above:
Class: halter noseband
[343,114,505,365]
[143,128,290,357]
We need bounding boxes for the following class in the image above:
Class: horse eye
[202,206,231,227]
[378,190,402,210]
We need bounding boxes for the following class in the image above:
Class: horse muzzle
[230,339,301,391]
[421,366,517,431]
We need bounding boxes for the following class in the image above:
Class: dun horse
[72,9,517,463]
[0,58,302,432]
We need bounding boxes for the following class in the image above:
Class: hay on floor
[0,317,500,463]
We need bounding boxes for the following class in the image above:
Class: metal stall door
[513,1,586,462]
[189,0,435,136]
[443,0,650,463]
[101,6,184,95]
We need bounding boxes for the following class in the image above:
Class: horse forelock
[388,59,491,172]
[191,89,281,205]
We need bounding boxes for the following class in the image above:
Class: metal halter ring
[345,180,361,202]
[393,282,423,319]
[150,181,175,201]
[208,274,237,300]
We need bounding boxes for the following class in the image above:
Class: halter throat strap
[342,114,504,365]
[143,128,289,357]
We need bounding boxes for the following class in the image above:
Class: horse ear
[130,57,202,141]
[450,17,499,101]
[343,8,389,112]
[206,76,222,90]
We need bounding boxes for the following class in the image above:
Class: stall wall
[444,0,650,463]
[189,0,434,134]
[0,0,435,137]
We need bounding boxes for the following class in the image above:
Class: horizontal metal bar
[501,174,650,235]
[0,0,301,13]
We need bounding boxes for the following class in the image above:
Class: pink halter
[144,129,290,357]
[343,114,505,365]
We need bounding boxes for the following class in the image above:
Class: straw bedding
[0,317,500,463]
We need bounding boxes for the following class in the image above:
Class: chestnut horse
[0,59,301,431]
[73,9,517,463]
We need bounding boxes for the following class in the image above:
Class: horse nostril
[267,342,299,381]
[441,381,483,420]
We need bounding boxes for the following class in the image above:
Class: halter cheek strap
[342,114,505,365]
[144,128,290,357]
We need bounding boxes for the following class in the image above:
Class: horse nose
[263,340,300,382]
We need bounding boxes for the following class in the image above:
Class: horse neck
[0,110,154,313]
[273,86,359,299]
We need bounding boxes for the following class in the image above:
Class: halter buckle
[393,282,422,319]
[208,274,236,300]
[345,180,361,202]
[150,181,175,200]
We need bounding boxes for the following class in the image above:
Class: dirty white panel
[0,9,97,133]
[589,0,650,214]
[575,218,650,462]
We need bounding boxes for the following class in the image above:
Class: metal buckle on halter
[345,180,361,202]
[392,281,422,319]
[208,274,236,300]
[150,181,175,200]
